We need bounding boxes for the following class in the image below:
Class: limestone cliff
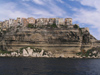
[0,25,99,58]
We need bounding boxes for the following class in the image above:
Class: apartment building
[49,18,56,25]
[9,19,15,27]
[27,17,35,24]
[16,17,22,26]
[65,18,72,25]
[22,18,28,27]
[0,22,2,31]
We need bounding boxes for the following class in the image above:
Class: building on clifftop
[49,18,56,25]
[65,18,72,25]
[16,17,22,26]
[22,18,29,27]
[27,17,35,25]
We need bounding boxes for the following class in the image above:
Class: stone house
[43,18,49,25]
[5,20,9,28]
[35,18,42,26]
[22,18,28,27]
[58,18,64,25]
[13,20,18,27]
[9,19,15,27]
[16,17,22,26]
[35,19,39,26]
[56,18,64,25]
[2,22,5,29]
[0,22,2,28]
[39,18,44,25]
[36,18,45,26]
[2,20,9,30]
[56,18,64,27]
[49,18,56,25]
[35,18,39,24]
[0,22,2,31]
[39,18,50,25]
[27,17,35,24]
[56,18,59,25]
[65,18,72,25]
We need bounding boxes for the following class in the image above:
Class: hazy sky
[0,0,100,39]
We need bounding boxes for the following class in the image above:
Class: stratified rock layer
[0,26,99,57]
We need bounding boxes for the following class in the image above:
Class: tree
[27,24,36,28]
[74,24,79,29]
[51,23,57,28]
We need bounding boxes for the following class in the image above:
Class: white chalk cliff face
[0,46,100,58]
[0,47,51,57]
[8,47,52,57]
[23,49,29,57]
[23,47,45,57]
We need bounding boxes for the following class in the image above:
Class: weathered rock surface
[0,47,52,57]
[0,26,99,58]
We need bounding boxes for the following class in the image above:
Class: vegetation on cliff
[0,50,12,54]
[76,47,99,57]
[74,24,79,29]
[19,46,48,55]
[0,46,52,57]
[0,22,98,58]
[27,24,36,28]
[27,23,58,28]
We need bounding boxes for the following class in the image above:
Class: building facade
[27,17,35,24]
[0,22,2,31]
[43,18,49,25]
[2,20,8,29]
[9,19,15,27]
[16,17,22,26]
[49,18,56,25]
[22,18,28,27]
[2,20,9,31]
[0,17,74,30]
[36,18,42,26]
[65,18,72,25]
[59,18,64,25]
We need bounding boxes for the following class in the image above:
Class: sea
[0,57,100,75]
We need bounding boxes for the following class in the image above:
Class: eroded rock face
[0,27,99,58]
[22,47,51,57]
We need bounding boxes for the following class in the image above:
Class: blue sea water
[0,58,100,75]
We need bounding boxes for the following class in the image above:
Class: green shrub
[51,24,57,28]
[74,24,79,29]
[27,24,33,28]
[19,48,24,53]
[33,48,41,53]
[27,24,36,28]
[3,31,6,34]
[76,52,82,55]
[0,50,12,54]
[76,49,98,57]
[60,25,68,28]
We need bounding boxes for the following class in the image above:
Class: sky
[0,0,100,40]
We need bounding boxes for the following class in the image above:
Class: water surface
[0,58,100,75]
